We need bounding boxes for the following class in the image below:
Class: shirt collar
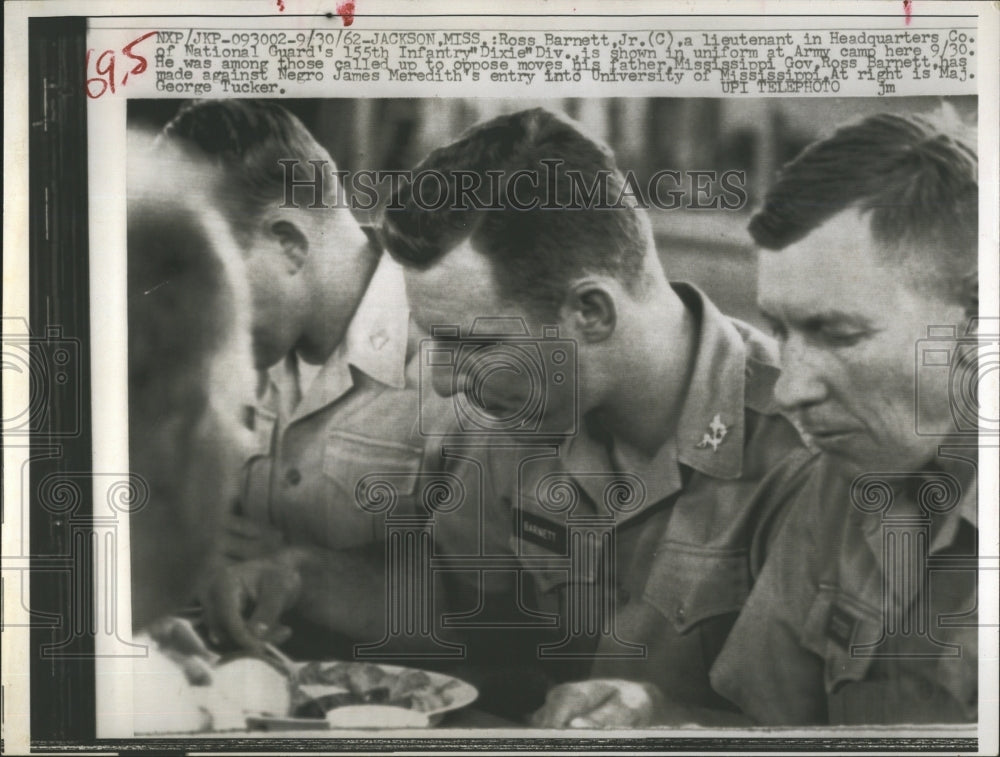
[563,282,748,509]
[858,450,978,563]
[672,282,747,480]
[926,446,979,549]
[264,251,410,424]
[340,251,410,390]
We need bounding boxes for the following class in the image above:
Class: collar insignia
[695,413,729,453]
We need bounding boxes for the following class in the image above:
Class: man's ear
[271,219,309,274]
[564,280,616,343]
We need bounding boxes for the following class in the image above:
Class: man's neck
[590,288,698,458]
[296,227,380,366]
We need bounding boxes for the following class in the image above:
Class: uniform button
[675,605,686,623]
[615,586,631,605]
[285,468,302,486]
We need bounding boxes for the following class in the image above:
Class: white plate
[246,661,478,731]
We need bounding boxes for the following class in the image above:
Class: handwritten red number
[121,31,157,85]
[86,31,157,98]
[95,49,116,94]
[84,49,107,99]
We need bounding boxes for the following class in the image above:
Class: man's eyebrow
[756,302,781,323]
[758,303,876,330]
[799,309,875,329]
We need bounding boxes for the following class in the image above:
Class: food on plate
[295,661,386,691]
[407,687,449,713]
[288,662,461,719]
[291,690,357,720]
[137,654,473,733]
[348,662,389,693]
[387,670,433,701]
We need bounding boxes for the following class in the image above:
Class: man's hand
[146,616,220,685]
[199,553,303,653]
[530,679,667,728]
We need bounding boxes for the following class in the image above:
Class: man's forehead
[405,239,526,328]
[756,209,897,318]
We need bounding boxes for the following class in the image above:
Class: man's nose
[774,338,829,412]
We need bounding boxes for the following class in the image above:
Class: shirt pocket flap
[801,587,878,694]
[323,430,423,507]
[644,545,751,634]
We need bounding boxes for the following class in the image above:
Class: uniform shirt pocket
[800,586,878,697]
[801,586,977,724]
[644,544,751,634]
[323,430,423,513]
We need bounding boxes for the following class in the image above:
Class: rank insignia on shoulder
[695,413,729,453]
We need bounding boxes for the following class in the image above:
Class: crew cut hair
[749,111,978,305]
[379,107,653,317]
[159,99,337,247]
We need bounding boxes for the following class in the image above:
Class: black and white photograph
[122,92,987,736]
[3,1,998,753]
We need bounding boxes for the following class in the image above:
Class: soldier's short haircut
[160,99,336,247]
[379,107,653,318]
[749,111,978,306]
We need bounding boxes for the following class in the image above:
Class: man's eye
[819,330,867,347]
[763,317,787,341]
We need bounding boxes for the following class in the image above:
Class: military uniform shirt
[710,447,979,725]
[432,283,822,709]
[240,251,452,550]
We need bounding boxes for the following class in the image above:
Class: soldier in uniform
[707,112,980,725]
[377,107,823,724]
[159,100,451,657]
